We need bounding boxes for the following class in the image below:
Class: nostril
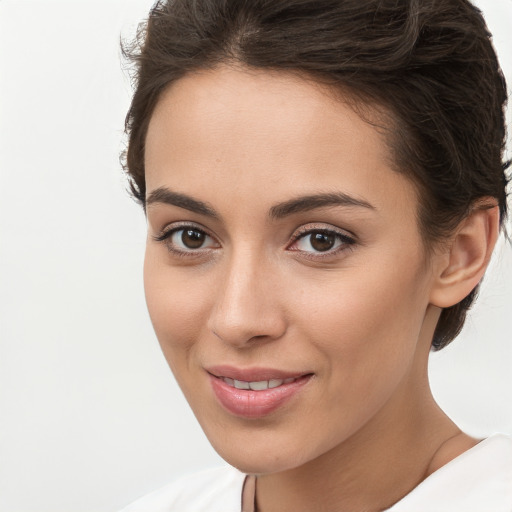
[208,291,288,346]
[211,328,285,347]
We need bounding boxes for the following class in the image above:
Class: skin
[143,65,498,511]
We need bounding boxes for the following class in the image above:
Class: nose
[207,249,287,347]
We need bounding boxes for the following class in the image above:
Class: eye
[296,231,339,252]
[154,224,219,255]
[172,228,214,250]
[289,227,355,257]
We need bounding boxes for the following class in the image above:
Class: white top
[119,433,512,512]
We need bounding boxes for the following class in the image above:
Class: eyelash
[288,226,356,260]
[153,223,356,260]
[152,222,218,259]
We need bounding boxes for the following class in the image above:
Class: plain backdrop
[0,1,511,511]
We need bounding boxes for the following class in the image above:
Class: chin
[216,445,305,475]
[201,421,321,475]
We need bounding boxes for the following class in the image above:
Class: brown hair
[122,0,509,350]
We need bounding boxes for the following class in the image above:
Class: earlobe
[429,202,500,308]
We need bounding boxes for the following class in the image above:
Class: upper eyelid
[154,221,216,240]
[290,223,356,241]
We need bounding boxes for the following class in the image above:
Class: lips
[207,366,312,419]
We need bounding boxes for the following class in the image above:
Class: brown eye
[290,227,355,256]
[182,229,206,249]
[158,226,218,253]
[309,231,336,252]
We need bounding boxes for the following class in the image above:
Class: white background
[0,1,511,511]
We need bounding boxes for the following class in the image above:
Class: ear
[429,201,500,308]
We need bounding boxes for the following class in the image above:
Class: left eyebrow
[269,192,376,220]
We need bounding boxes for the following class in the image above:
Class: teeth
[268,379,284,388]
[249,381,268,390]
[222,377,296,390]
[234,379,250,390]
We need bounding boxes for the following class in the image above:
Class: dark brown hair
[122,0,509,350]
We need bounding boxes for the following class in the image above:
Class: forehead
[144,65,416,219]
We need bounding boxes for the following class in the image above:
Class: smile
[207,367,313,419]
[220,377,298,390]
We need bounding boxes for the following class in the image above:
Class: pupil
[311,231,335,252]
[182,229,205,249]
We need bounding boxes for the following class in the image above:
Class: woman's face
[143,66,441,474]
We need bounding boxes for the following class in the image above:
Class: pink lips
[207,365,312,419]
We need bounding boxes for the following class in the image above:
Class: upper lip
[206,365,311,382]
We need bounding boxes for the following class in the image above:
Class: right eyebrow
[146,187,219,219]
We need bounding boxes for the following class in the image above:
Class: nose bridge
[208,244,286,346]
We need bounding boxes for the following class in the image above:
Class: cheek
[279,261,431,447]
[292,253,431,380]
[143,249,212,370]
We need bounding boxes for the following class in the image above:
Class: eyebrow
[146,187,375,220]
[269,192,375,219]
[146,187,219,218]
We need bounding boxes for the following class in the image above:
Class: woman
[120,0,511,510]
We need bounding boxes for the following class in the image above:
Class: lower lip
[209,374,312,419]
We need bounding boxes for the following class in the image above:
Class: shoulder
[119,465,246,512]
[388,433,512,512]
